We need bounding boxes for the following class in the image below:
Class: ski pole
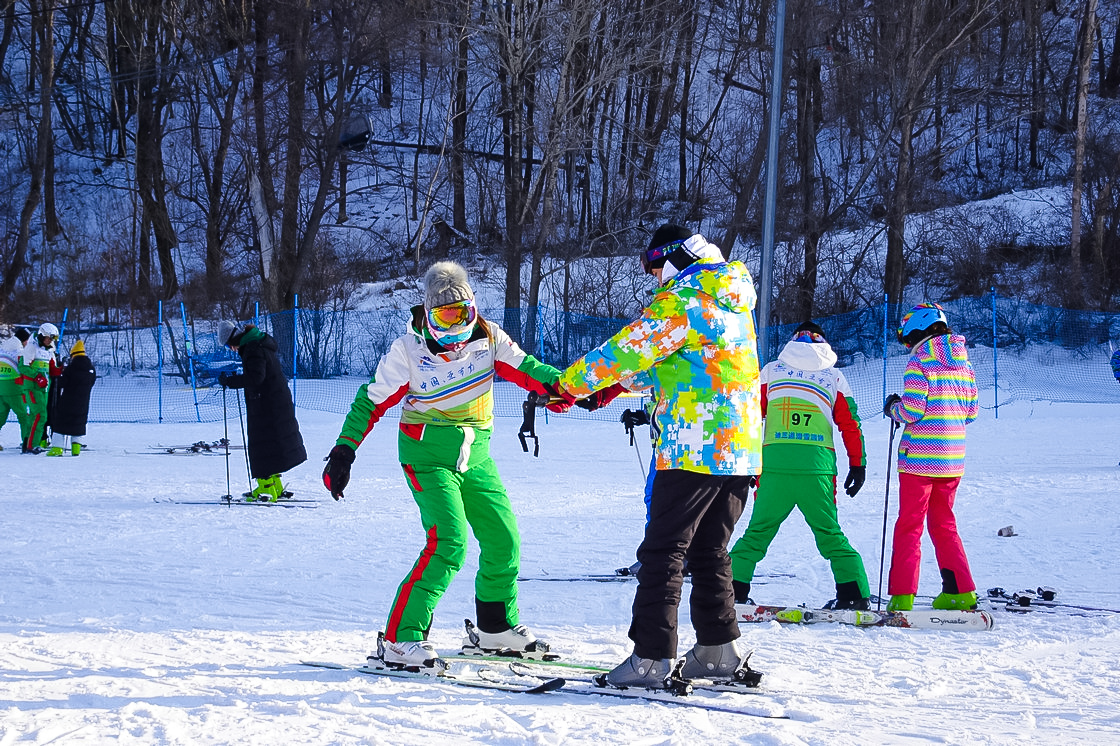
[237,389,252,495]
[876,420,901,611]
[222,387,232,504]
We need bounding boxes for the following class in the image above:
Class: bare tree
[1,0,54,315]
[1069,0,1098,305]
[178,0,253,299]
[869,0,998,306]
[107,0,184,302]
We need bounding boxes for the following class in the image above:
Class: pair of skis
[736,603,995,631]
[301,657,787,719]
[153,496,318,508]
[518,570,795,583]
[986,586,1119,615]
[143,439,245,454]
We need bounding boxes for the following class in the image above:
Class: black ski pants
[629,468,753,660]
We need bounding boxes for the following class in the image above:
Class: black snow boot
[833,581,870,610]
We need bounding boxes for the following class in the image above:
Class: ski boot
[245,474,283,502]
[932,591,978,610]
[372,632,447,672]
[71,443,81,456]
[832,581,871,610]
[732,580,754,605]
[596,653,689,693]
[47,446,64,457]
[678,641,762,686]
[615,561,641,577]
[887,594,914,611]
[461,618,554,660]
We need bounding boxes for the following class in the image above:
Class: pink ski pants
[887,473,975,596]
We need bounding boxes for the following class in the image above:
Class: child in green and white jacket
[729,322,869,610]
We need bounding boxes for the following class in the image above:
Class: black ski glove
[218,372,242,389]
[322,444,356,500]
[620,408,651,429]
[843,466,865,497]
[882,393,901,417]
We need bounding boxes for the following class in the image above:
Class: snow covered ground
[2,385,1119,744]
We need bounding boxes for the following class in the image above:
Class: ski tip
[528,677,566,693]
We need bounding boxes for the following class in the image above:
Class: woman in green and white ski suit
[323,262,562,668]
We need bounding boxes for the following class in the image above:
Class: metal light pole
[758,0,787,365]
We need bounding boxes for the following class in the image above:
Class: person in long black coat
[47,339,97,457]
[217,323,307,501]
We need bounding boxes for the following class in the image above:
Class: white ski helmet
[38,322,60,338]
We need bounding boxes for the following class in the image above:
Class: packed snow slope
[1,385,1119,744]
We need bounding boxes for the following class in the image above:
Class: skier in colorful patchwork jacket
[556,225,763,688]
[20,323,61,453]
[217,322,307,501]
[884,303,979,612]
[729,321,870,610]
[321,261,567,670]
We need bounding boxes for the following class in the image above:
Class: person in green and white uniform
[321,262,572,670]
[730,322,871,610]
[0,324,31,450]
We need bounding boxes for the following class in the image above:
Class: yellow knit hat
[70,339,86,356]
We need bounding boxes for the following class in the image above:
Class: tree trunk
[498,0,526,342]
[795,49,821,320]
[884,109,915,306]
[199,51,245,295]
[1103,11,1120,97]
[0,0,54,314]
[450,0,470,233]
[0,0,16,81]
[269,0,312,311]
[134,21,179,302]
[1069,0,1096,306]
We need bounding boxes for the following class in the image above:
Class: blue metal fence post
[58,307,68,348]
[254,302,260,330]
[992,287,998,419]
[292,294,299,406]
[158,301,164,423]
[882,294,889,417]
[180,302,201,422]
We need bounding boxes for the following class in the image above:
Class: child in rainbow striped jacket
[883,303,979,612]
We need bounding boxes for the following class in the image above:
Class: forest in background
[1,0,1119,353]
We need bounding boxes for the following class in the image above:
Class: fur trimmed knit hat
[424,261,475,309]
